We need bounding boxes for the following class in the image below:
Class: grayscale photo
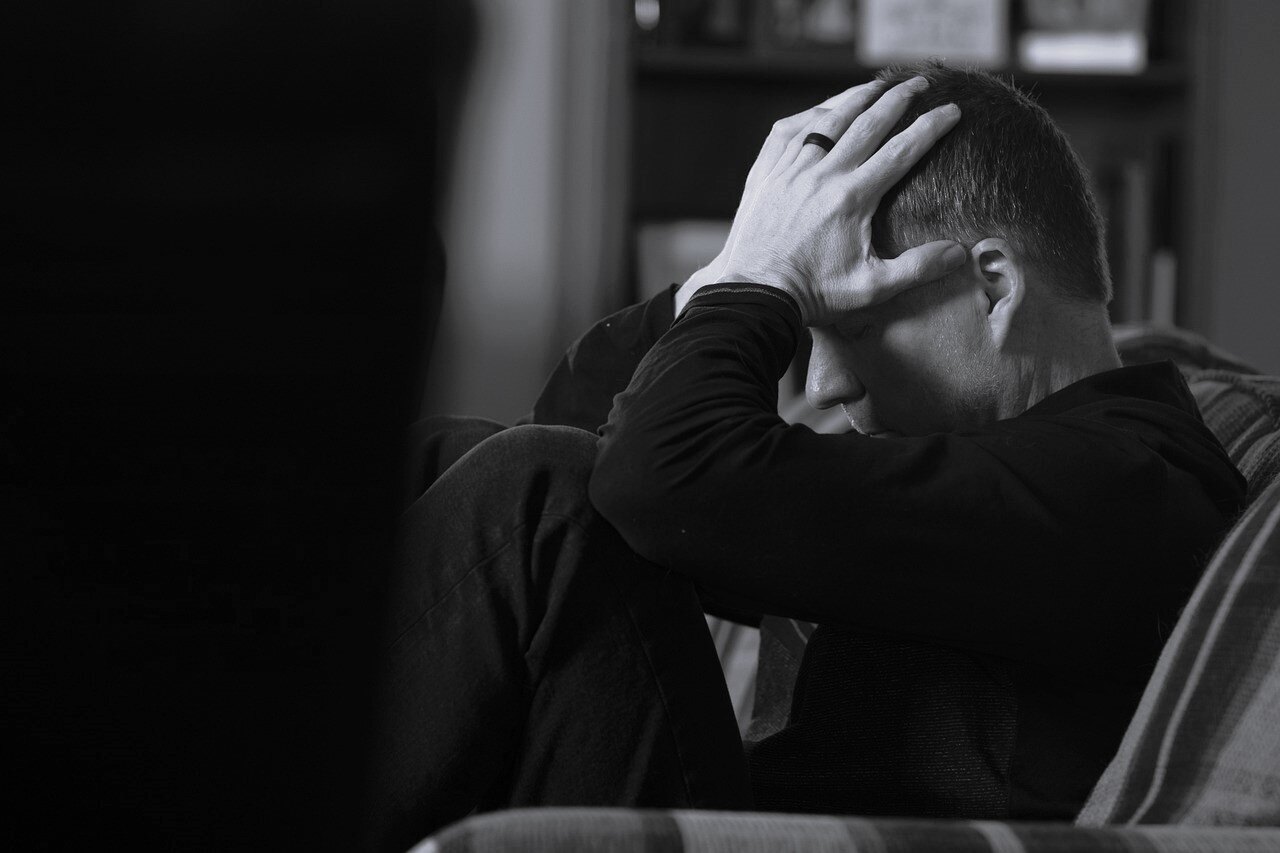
[9,2,1280,851]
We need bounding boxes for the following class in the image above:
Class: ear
[970,237,1025,349]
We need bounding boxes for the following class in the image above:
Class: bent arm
[589,287,1205,671]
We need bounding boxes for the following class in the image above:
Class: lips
[841,404,900,437]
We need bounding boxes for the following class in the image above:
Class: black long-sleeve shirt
[535,284,1246,820]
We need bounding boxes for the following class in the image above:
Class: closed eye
[837,321,876,342]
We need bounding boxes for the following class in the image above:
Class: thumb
[876,240,969,297]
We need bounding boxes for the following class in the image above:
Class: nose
[805,327,866,410]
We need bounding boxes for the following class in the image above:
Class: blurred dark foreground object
[3,1,446,848]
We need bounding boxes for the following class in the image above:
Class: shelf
[635,45,1187,91]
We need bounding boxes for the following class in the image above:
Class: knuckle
[844,123,873,150]
[880,138,911,164]
[774,115,804,136]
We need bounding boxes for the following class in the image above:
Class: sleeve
[589,286,1213,671]
[518,285,677,432]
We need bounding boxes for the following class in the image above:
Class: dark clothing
[377,284,1245,846]
[589,285,1246,819]
[368,420,751,852]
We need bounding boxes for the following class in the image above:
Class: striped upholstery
[1186,370,1280,499]
[422,807,1280,852]
[1114,322,1280,498]
[1078,474,1280,826]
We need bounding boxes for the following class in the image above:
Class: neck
[1001,301,1120,417]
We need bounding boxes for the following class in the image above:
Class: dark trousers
[365,418,751,851]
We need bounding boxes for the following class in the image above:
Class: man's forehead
[849,282,948,323]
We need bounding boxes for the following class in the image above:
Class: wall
[1196,2,1280,373]
[431,0,628,422]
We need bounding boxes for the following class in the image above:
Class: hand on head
[678,77,967,326]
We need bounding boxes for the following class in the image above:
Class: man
[368,63,1245,849]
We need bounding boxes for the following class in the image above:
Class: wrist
[714,269,810,325]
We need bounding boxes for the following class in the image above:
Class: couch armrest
[422,808,1280,852]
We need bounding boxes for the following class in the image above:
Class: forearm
[588,287,1111,665]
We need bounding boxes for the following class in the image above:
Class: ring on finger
[802,132,837,153]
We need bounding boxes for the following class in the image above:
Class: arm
[521,78,936,431]
[589,80,1218,673]
[589,286,1222,673]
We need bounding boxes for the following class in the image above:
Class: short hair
[871,61,1111,304]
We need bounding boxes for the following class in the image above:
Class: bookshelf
[627,0,1203,326]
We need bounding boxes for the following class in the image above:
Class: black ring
[803,132,836,153]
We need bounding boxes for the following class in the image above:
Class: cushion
[1113,323,1259,375]
[425,807,1280,851]
[1113,323,1280,499]
[1078,475,1280,825]
[1186,371,1280,500]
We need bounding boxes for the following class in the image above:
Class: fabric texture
[1077,474,1280,826]
[1185,371,1280,500]
[1114,321,1280,500]
[424,807,1280,852]
[369,422,749,850]
[727,325,1279,750]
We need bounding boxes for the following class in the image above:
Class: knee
[483,423,597,474]
[448,424,600,517]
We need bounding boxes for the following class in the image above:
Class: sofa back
[1079,327,1280,825]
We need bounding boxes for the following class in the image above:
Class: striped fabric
[1078,474,1280,826]
[1186,370,1280,499]
[422,807,1280,852]
[1114,322,1280,499]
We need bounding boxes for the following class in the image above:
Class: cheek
[876,326,971,411]
[876,326,945,381]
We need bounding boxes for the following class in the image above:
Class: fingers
[789,80,889,170]
[854,104,962,204]
[871,240,969,302]
[826,75,931,168]
[758,83,878,175]
[761,80,885,178]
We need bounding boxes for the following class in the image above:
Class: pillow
[1077,475,1280,825]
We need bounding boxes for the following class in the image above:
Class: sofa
[420,324,1280,852]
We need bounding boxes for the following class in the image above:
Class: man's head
[806,61,1118,437]
[871,61,1110,304]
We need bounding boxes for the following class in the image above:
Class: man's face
[805,278,1002,437]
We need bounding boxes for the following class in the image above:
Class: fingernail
[944,244,967,267]
[907,76,929,92]
[943,103,961,118]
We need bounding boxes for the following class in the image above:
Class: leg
[367,425,750,851]
[402,414,507,506]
